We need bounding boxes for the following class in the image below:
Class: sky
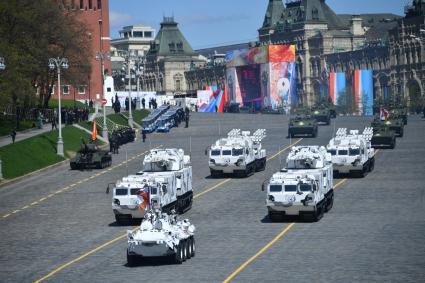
[109,0,407,50]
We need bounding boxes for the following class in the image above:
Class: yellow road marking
[223,223,296,283]
[222,178,349,282]
[3,214,11,218]
[1,147,160,222]
[33,141,301,282]
[22,206,29,210]
[194,179,231,199]
[267,139,303,161]
[34,233,128,283]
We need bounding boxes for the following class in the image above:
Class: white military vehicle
[127,209,195,265]
[109,148,193,224]
[208,129,267,177]
[264,146,334,222]
[327,128,375,177]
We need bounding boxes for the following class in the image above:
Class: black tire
[210,169,220,178]
[174,243,183,264]
[127,249,137,267]
[182,240,187,261]
[268,211,280,222]
[325,193,334,212]
[190,237,195,257]
[186,238,192,260]
[312,204,324,222]
[368,158,375,172]
[70,162,77,170]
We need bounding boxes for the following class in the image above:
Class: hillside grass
[0,126,92,179]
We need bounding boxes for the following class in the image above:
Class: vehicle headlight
[209,159,215,164]
[268,195,275,202]
[114,198,120,206]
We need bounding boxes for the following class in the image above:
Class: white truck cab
[208,129,266,177]
[327,128,375,177]
[264,146,334,222]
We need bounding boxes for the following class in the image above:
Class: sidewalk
[0,123,64,148]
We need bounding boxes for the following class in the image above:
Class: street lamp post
[0,57,5,179]
[49,57,69,157]
[134,56,145,109]
[119,50,135,128]
[95,51,110,141]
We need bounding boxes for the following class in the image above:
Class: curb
[0,159,69,188]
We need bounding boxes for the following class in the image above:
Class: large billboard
[224,44,296,111]
[197,86,226,113]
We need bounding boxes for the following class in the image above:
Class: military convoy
[127,209,195,265]
[288,113,318,138]
[371,125,397,148]
[208,129,267,177]
[372,116,404,137]
[327,128,375,177]
[70,139,112,170]
[264,146,334,222]
[110,148,193,224]
[311,106,331,125]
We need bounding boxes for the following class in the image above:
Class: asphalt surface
[0,113,424,283]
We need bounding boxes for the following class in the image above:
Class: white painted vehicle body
[208,129,266,176]
[111,148,193,224]
[265,146,334,220]
[327,128,375,176]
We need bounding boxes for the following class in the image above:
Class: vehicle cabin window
[284,185,297,192]
[269,185,282,192]
[130,189,139,195]
[151,187,157,195]
[232,148,244,156]
[299,184,311,192]
[115,188,128,196]
[211,150,221,156]
[246,149,249,155]
[338,150,348,155]
[222,150,231,156]
[328,149,337,156]
[349,148,360,156]
[313,184,317,191]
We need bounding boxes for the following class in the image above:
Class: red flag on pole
[91,120,97,141]
[380,107,389,121]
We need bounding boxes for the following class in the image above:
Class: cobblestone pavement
[0,113,424,283]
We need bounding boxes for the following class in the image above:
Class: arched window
[174,73,183,91]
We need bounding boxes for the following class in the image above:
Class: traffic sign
[101,98,107,105]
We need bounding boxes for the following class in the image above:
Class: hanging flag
[380,107,389,121]
[137,186,150,210]
[91,120,97,141]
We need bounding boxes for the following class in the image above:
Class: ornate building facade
[140,17,206,96]
[186,0,425,110]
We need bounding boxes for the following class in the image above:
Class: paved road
[0,113,424,283]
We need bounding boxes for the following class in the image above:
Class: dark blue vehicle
[142,105,170,133]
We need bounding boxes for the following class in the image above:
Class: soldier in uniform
[142,130,146,143]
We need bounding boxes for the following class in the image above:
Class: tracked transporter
[110,148,193,224]
[288,113,318,137]
[127,209,195,265]
[327,128,375,177]
[70,139,112,170]
[370,125,396,149]
[208,129,267,177]
[264,146,334,222]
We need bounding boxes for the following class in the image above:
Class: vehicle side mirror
[205,146,210,156]
[261,180,267,191]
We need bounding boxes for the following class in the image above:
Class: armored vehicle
[70,139,111,170]
[311,106,331,125]
[371,117,404,137]
[389,108,408,125]
[110,148,193,224]
[327,128,375,177]
[371,125,396,149]
[111,127,135,146]
[127,209,195,265]
[208,129,267,177]
[224,102,240,113]
[264,146,334,222]
[288,113,318,138]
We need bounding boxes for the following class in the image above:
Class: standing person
[142,98,145,109]
[11,129,16,144]
[142,130,146,143]
[51,116,57,131]
[38,112,44,129]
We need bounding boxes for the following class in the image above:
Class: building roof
[195,43,250,58]
[338,13,402,28]
[261,0,286,30]
[148,17,197,57]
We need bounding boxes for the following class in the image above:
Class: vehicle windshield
[130,189,139,195]
[115,188,128,196]
[211,150,221,156]
[269,185,282,192]
[222,150,231,156]
[232,148,244,156]
[338,149,348,155]
[150,187,157,195]
[349,148,360,156]
[328,149,336,156]
[284,185,297,192]
[299,184,311,192]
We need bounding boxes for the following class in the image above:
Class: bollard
[0,159,3,179]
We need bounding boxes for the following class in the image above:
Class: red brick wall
[52,0,110,102]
